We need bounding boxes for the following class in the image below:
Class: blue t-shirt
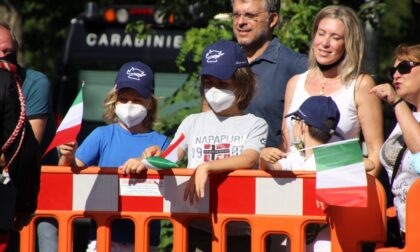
[21,68,58,165]
[245,37,308,147]
[76,123,170,167]
[77,123,169,244]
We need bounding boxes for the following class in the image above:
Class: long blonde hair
[308,5,365,83]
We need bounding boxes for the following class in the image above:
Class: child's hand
[120,145,162,174]
[143,145,163,158]
[120,158,146,175]
[59,141,78,157]
[260,147,287,163]
[184,163,210,204]
[58,142,79,166]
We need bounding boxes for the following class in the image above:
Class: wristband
[392,97,404,108]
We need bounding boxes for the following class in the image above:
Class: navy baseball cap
[200,40,249,80]
[285,96,341,136]
[115,61,154,98]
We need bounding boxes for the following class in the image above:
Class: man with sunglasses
[369,44,420,246]
[231,0,308,148]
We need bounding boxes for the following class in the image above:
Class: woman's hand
[183,163,210,204]
[260,147,287,164]
[369,83,400,105]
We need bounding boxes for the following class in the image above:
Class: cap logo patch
[206,50,224,63]
[126,67,146,80]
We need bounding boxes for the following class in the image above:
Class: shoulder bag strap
[390,143,407,187]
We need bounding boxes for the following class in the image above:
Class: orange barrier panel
[20,166,387,252]
[375,178,420,252]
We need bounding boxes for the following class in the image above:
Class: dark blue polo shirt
[245,37,308,147]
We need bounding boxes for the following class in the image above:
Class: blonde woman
[262,5,383,177]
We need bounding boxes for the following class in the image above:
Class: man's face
[0,26,14,57]
[232,0,276,50]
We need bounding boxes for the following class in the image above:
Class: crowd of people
[1,0,419,251]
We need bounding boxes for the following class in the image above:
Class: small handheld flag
[43,85,84,157]
[141,156,179,170]
[314,138,368,207]
[141,133,185,169]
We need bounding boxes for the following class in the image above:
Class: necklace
[319,75,339,95]
[320,81,326,95]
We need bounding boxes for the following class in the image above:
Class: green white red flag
[141,133,185,169]
[314,138,367,207]
[43,87,83,157]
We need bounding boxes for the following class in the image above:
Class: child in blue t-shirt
[58,61,169,251]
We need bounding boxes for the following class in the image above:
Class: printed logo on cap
[127,67,146,80]
[206,50,224,63]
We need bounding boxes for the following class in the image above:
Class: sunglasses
[388,61,420,79]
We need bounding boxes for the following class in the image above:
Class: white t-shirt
[174,111,268,168]
[286,71,360,144]
[173,111,268,236]
[380,111,420,232]
[278,146,316,171]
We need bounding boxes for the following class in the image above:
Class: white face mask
[115,103,148,128]
[290,121,305,151]
[204,87,236,113]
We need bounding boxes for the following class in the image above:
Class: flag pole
[287,138,360,155]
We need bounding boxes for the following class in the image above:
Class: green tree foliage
[14,0,112,83]
[277,0,323,54]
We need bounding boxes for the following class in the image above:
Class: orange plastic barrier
[375,178,420,252]
[20,166,387,252]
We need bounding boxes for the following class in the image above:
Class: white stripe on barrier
[73,174,119,211]
[256,177,303,215]
[163,176,209,213]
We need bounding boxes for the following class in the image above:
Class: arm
[280,75,299,151]
[184,149,259,204]
[370,83,420,153]
[28,118,47,144]
[262,159,282,170]
[23,70,52,144]
[394,101,420,152]
[355,75,384,177]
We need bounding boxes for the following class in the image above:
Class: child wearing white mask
[261,95,343,171]
[122,40,268,251]
[58,61,170,252]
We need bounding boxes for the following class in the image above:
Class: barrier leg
[20,220,35,252]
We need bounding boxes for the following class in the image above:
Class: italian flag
[141,133,185,170]
[43,88,83,157]
[314,138,367,207]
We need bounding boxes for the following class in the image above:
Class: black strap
[390,143,407,187]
